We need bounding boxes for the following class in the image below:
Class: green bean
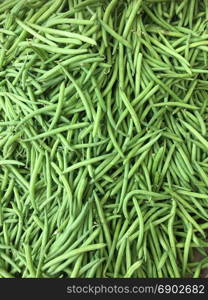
[0,268,14,278]
[16,19,56,47]
[29,23,97,45]
[24,123,89,141]
[20,41,88,55]
[61,68,92,121]
[64,153,113,174]
[100,20,132,49]
[183,224,192,276]
[46,18,94,27]
[39,53,102,80]
[24,243,36,277]
[0,0,207,279]
[133,198,144,252]
[124,260,143,278]
[120,89,141,133]
[49,82,65,130]
[123,0,142,39]
[43,243,106,270]
[181,120,208,150]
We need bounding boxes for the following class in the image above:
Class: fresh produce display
[0,0,208,278]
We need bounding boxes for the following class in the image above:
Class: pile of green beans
[0,0,208,278]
